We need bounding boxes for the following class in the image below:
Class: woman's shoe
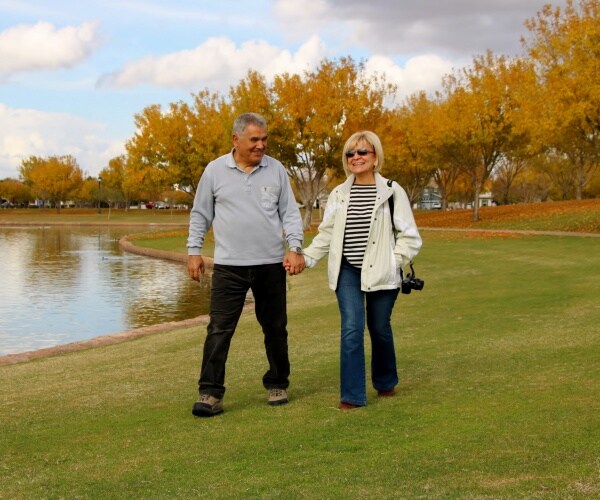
[338,402,361,410]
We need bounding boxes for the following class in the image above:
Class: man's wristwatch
[289,246,303,255]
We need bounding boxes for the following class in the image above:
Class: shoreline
[0,235,215,366]
[0,221,187,228]
[2,224,597,366]
[0,315,210,366]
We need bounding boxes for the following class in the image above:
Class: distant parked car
[1,200,14,208]
[144,201,154,209]
[154,201,170,209]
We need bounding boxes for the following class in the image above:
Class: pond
[0,226,210,356]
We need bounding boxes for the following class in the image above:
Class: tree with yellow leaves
[429,98,463,210]
[19,155,83,212]
[97,155,129,212]
[229,70,272,123]
[385,92,439,206]
[125,90,231,201]
[441,52,532,220]
[0,178,31,206]
[270,57,393,228]
[522,0,600,199]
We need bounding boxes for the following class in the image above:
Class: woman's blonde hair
[341,130,384,177]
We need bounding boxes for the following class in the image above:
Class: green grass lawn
[1,230,599,498]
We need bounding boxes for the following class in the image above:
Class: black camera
[401,263,424,294]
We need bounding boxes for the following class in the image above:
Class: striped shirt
[343,184,377,268]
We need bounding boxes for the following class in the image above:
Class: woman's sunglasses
[345,149,374,158]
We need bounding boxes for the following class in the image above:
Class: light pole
[97,175,102,214]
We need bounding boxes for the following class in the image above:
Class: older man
[187,112,304,417]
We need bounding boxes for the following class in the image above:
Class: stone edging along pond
[0,237,216,367]
[117,235,215,265]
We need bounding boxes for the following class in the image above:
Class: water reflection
[0,226,210,355]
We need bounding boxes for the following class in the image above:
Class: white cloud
[0,21,100,77]
[0,103,124,179]
[98,35,328,90]
[364,54,454,100]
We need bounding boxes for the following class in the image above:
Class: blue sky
[0,0,567,179]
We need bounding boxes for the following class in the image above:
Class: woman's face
[346,140,377,179]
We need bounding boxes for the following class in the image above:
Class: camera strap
[386,179,422,291]
[386,179,397,235]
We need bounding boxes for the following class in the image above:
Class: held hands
[283,251,305,276]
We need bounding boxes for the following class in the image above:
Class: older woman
[301,130,422,409]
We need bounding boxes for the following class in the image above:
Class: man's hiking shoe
[192,394,223,417]
[268,388,288,406]
[377,389,397,397]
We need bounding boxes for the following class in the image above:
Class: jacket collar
[340,173,393,199]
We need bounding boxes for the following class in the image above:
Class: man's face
[233,124,268,166]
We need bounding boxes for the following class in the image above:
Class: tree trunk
[472,185,481,222]
[303,204,314,230]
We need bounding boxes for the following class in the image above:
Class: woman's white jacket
[303,173,422,292]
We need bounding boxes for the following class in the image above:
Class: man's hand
[283,251,305,276]
[187,255,205,281]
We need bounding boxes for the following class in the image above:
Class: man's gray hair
[232,113,267,136]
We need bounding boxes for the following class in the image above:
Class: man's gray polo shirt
[187,151,303,266]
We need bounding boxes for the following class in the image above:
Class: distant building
[417,186,496,210]
[418,187,442,210]
[478,192,495,207]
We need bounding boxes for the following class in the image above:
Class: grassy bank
[1,226,599,498]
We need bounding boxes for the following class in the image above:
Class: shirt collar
[227,148,267,170]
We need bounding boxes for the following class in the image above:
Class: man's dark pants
[198,263,290,399]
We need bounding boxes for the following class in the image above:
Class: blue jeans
[198,263,289,399]
[335,258,399,406]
